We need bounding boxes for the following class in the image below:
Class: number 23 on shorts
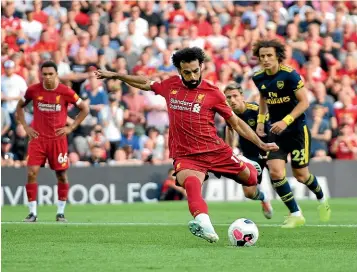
[291,149,307,166]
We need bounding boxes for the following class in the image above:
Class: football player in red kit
[16,61,89,222]
[95,47,278,243]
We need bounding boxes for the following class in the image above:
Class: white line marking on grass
[1,222,356,228]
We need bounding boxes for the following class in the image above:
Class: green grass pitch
[2,198,357,272]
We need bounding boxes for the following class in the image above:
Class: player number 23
[57,153,68,164]
[292,149,305,165]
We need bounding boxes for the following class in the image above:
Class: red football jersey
[23,83,80,138]
[151,76,233,158]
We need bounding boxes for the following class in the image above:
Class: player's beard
[181,75,202,89]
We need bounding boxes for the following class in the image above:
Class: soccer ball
[228,218,259,247]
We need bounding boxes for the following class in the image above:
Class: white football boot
[188,220,219,243]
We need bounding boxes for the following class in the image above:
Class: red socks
[58,182,69,201]
[26,183,38,202]
[26,182,69,202]
[183,176,207,217]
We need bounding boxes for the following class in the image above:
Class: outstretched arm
[226,114,278,152]
[95,70,152,91]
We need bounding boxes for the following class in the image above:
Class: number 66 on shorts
[27,137,69,171]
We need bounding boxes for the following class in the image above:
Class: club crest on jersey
[56,95,61,104]
[277,81,284,89]
[170,89,178,95]
[176,163,181,170]
[196,94,205,103]
[37,96,43,101]
[248,119,256,126]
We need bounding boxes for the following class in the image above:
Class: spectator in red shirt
[334,91,357,128]
[330,124,357,160]
[132,53,157,76]
[343,22,357,50]
[44,16,60,45]
[31,0,48,25]
[338,55,357,82]
[71,0,90,27]
[30,30,58,54]
[1,1,22,50]
[222,14,244,38]
[159,168,186,201]
[306,23,324,47]
[193,7,212,37]
[168,1,192,30]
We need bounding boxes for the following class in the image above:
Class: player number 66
[57,153,68,164]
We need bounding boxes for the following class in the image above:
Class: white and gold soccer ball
[228,218,259,247]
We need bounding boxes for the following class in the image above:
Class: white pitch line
[1,222,356,228]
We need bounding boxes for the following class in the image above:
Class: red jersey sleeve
[65,87,81,105]
[23,87,35,103]
[212,90,233,120]
[150,81,165,97]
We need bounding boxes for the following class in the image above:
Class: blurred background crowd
[1,0,357,169]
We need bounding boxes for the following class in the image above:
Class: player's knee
[27,170,38,183]
[266,160,285,179]
[268,166,284,180]
[245,163,258,186]
[243,186,255,199]
[293,171,309,183]
[56,171,68,183]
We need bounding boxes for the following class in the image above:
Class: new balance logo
[261,85,266,89]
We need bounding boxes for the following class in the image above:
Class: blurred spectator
[119,122,141,155]
[1,137,15,167]
[206,22,229,51]
[1,107,11,137]
[307,105,332,158]
[11,124,28,162]
[80,70,108,117]
[99,92,124,159]
[69,31,98,63]
[330,124,357,160]
[334,91,357,129]
[68,92,98,159]
[32,0,48,25]
[121,5,149,38]
[1,60,27,126]
[140,1,163,28]
[159,168,186,201]
[308,82,337,130]
[88,145,107,166]
[87,125,110,160]
[122,86,146,125]
[144,90,169,131]
[21,10,43,46]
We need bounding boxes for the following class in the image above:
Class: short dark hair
[252,39,286,63]
[40,60,58,72]
[171,47,205,69]
[224,82,243,93]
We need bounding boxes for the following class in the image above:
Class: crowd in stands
[1,0,357,168]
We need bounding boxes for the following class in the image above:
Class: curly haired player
[252,39,331,228]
